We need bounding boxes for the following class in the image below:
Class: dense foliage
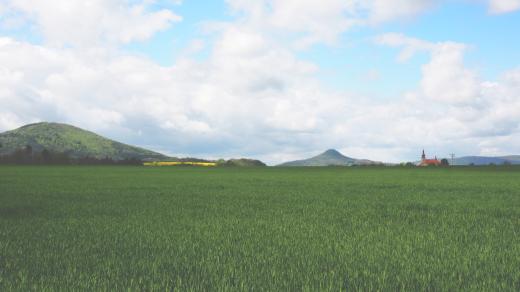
[0,145,142,165]
[217,158,267,167]
[1,166,519,290]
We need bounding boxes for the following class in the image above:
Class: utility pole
[450,153,455,166]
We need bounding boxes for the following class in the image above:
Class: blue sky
[1,0,520,164]
[124,1,520,95]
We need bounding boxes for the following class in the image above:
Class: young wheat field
[1,166,519,290]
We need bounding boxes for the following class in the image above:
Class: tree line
[0,145,142,165]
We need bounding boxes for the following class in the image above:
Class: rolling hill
[219,158,267,167]
[0,122,167,161]
[451,155,520,166]
[278,149,382,167]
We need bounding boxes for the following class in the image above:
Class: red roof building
[419,150,441,166]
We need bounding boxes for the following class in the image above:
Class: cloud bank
[489,0,520,14]
[0,0,181,46]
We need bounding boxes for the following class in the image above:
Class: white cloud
[421,43,481,104]
[1,0,181,47]
[226,0,437,47]
[377,33,481,104]
[376,33,434,61]
[489,0,520,14]
[362,0,436,23]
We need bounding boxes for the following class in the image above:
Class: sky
[1,0,520,164]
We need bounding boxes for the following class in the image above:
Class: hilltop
[0,122,166,161]
[218,158,267,167]
[278,149,382,167]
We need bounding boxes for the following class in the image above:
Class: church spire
[422,150,426,160]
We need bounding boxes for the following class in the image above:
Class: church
[419,150,441,166]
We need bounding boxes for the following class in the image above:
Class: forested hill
[0,122,166,161]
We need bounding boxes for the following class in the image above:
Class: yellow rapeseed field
[143,161,217,167]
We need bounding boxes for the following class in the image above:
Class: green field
[1,166,520,290]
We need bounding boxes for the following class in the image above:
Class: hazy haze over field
[1,0,520,163]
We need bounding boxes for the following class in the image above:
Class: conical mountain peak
[321,149,345,157]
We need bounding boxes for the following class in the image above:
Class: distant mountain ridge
[451,155,520,165]
[0,122,166,161]
[278,149,382,167]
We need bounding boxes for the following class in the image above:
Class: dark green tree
[24,145,33,156]
[41,149,51,164]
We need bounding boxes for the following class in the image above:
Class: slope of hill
[0,122,166,161]
[499,155,520,163]
[452,156,520,165]
[278,149,381,167]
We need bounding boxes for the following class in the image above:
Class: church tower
[421,150,426,161]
